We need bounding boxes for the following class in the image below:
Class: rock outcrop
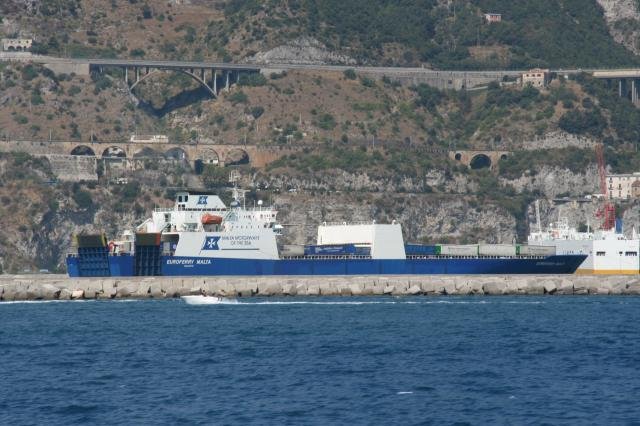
[248,37,356,65]
[597,0,640,55]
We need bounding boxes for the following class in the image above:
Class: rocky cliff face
[501,164,600,199]
[597,0,640,55]
[274,192,517,246]
[510,131,597,151]
[248,37,357,65]
[257,161,599,200]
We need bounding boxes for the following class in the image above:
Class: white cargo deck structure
[316,222,406,259]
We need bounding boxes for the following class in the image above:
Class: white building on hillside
[607,173,640,199]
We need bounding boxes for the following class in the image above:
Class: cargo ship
[66,189,586,277]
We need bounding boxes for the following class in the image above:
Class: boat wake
[181,295,238,305]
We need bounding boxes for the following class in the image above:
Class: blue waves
[1,296,639,424]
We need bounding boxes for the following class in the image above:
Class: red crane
[595,143,616,230]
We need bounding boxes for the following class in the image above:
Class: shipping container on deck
[304,244,370,256]
[404,244,439,256]
[439,244,478,256]
[517,245,557,256]
[478,244,517,256]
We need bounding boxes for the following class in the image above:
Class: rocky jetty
[1,275,640,301]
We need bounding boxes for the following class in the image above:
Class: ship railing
[153,207,227,213]
[67,252,134,257]
[281,255,373,260]
[320,221,378,226]
[280,254,551,260]
[242,206,277,212]
[406,255,547,260]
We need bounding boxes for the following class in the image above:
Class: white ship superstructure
[137,189,283,260]
[528,218,640,275]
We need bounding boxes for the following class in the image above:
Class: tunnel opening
[70,145,96,156]
[165,147,188,162]
[470,154,491,170]
[102,146,126,158]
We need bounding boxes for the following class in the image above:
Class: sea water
[1,296,640,425]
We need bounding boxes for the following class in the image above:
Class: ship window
[596,251,606,256]
[626,252,638,256]
[184,196,188,202]
[178,196,182,202]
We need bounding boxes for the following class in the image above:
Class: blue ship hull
[67,255,587,277]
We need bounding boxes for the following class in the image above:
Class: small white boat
[181,295,228,305]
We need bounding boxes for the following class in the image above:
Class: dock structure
[1,275,640,301]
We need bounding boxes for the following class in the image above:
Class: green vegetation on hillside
[498,148,594,179]
[574,74,640,144]
[266,145,450,179]
[222,0,638,68]
[471,0,637,68]
[10,0,638,69]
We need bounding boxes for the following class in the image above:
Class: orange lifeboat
[201,214,223,225]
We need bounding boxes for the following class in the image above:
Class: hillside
[2,61,640,152]
[2,1,640,273]
[1,0,639,68]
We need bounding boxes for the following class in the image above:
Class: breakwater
[1,275,640,301]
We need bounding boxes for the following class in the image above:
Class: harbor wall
[1,275,640,301]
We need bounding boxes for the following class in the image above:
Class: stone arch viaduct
[449,150,510,170]
[0,140,297,168]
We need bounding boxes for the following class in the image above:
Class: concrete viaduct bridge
[8,53,640,102]
[0,140,297,168]
[592,70,640,107]
[88,59,261,97]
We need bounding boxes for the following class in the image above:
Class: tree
[414,84,444,112]
[343,69,357,80]
[73,190,93,209]
[202,165,228,188]
[558,109,607,137]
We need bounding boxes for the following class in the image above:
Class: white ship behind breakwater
[528,214,640,275]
